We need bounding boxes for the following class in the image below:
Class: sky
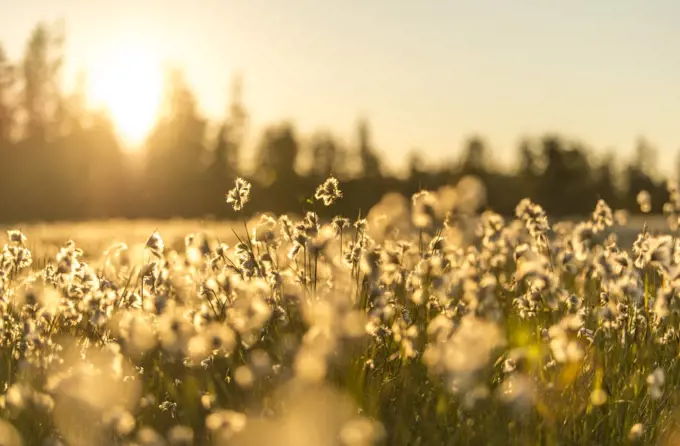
[1,0,680,173]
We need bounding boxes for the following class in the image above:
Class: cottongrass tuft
[1,181,680,445]
[637,190,652,213]
[315,176,343,206]
[226,177,252,211]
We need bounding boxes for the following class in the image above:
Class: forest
[0,22,673,223]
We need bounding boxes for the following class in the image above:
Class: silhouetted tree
[211,124,230,183]
[460,136,488,176]
[0,44,16,222]
[254,123,299,185]
[625,138,663,213]
[308,131,339,178]
[226,75,247,175]
[144,68,207,217]
[54,70,87,137]
[0,44,15,144]
[536,136,595,216]
[594,152,622,210]
[251,123,301,213]
[408,151,425,180]
[51,74,91,219]
[208,76,248,216]
[21,22,64,141]
[512,138,540,205]
[518,139,540,176]
[0,21,674,223]
[5,23,67,220]
[357,119,382,179]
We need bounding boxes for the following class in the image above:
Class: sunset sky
[1,0,679,173]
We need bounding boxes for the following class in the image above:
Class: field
[1,178,680,445]
[4,214,663,262]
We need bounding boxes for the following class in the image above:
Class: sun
[88,45,163,149]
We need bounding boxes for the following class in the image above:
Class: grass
[0,178,678,445]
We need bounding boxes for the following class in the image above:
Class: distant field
[1,214,666,259]
[0,218,246,260]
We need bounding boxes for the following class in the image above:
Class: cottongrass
[1,175,680,444]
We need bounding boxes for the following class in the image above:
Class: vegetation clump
[1,177,680,445]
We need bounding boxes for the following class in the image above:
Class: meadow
[1,176,679,445]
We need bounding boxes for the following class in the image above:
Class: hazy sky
[2,0,680,172]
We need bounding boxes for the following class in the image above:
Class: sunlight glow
[88,45,163,149]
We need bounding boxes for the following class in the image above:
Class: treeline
[0,23,675,222]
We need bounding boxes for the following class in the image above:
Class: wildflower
[226,177,252,211]
[0,420,22,446]
[187,334,209,364]
[515,199,549,248]
[456,175,487,214]
[201,393,215,410]
[502,358,517,374]
[167,425,194,446]
[159,400,179,418]
[315,176,343,206]
[354,217,368,233]
[135,427,166,446]
[6,230,26,246]
[478,211,506,250]
[590,388,607,406]
[463,385,491,410]
[422,314,506,391]
[628,423,645,442]
[278,214,294,241]
[547,315,585,363]
[332,216,350,235]
[234,365,255,388]
[633,230,650,269]
[646,368,665,400]
[158,307,194,356]
[303,211,320,237]
[497,374,536,413]
[411,190,438,229]
[249,349,272,376]
[294,348,327,382]
[2,240,32,272]
[592,199,613,233]
[613,209,629,226]
[102,406,136,436]
[206,410,247,439]
[637,190,652,213]
[655,285,673,320]
[204,322,237,356]
[252,214,278,244]
[145,232,165,257]
[339,417,386,446]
